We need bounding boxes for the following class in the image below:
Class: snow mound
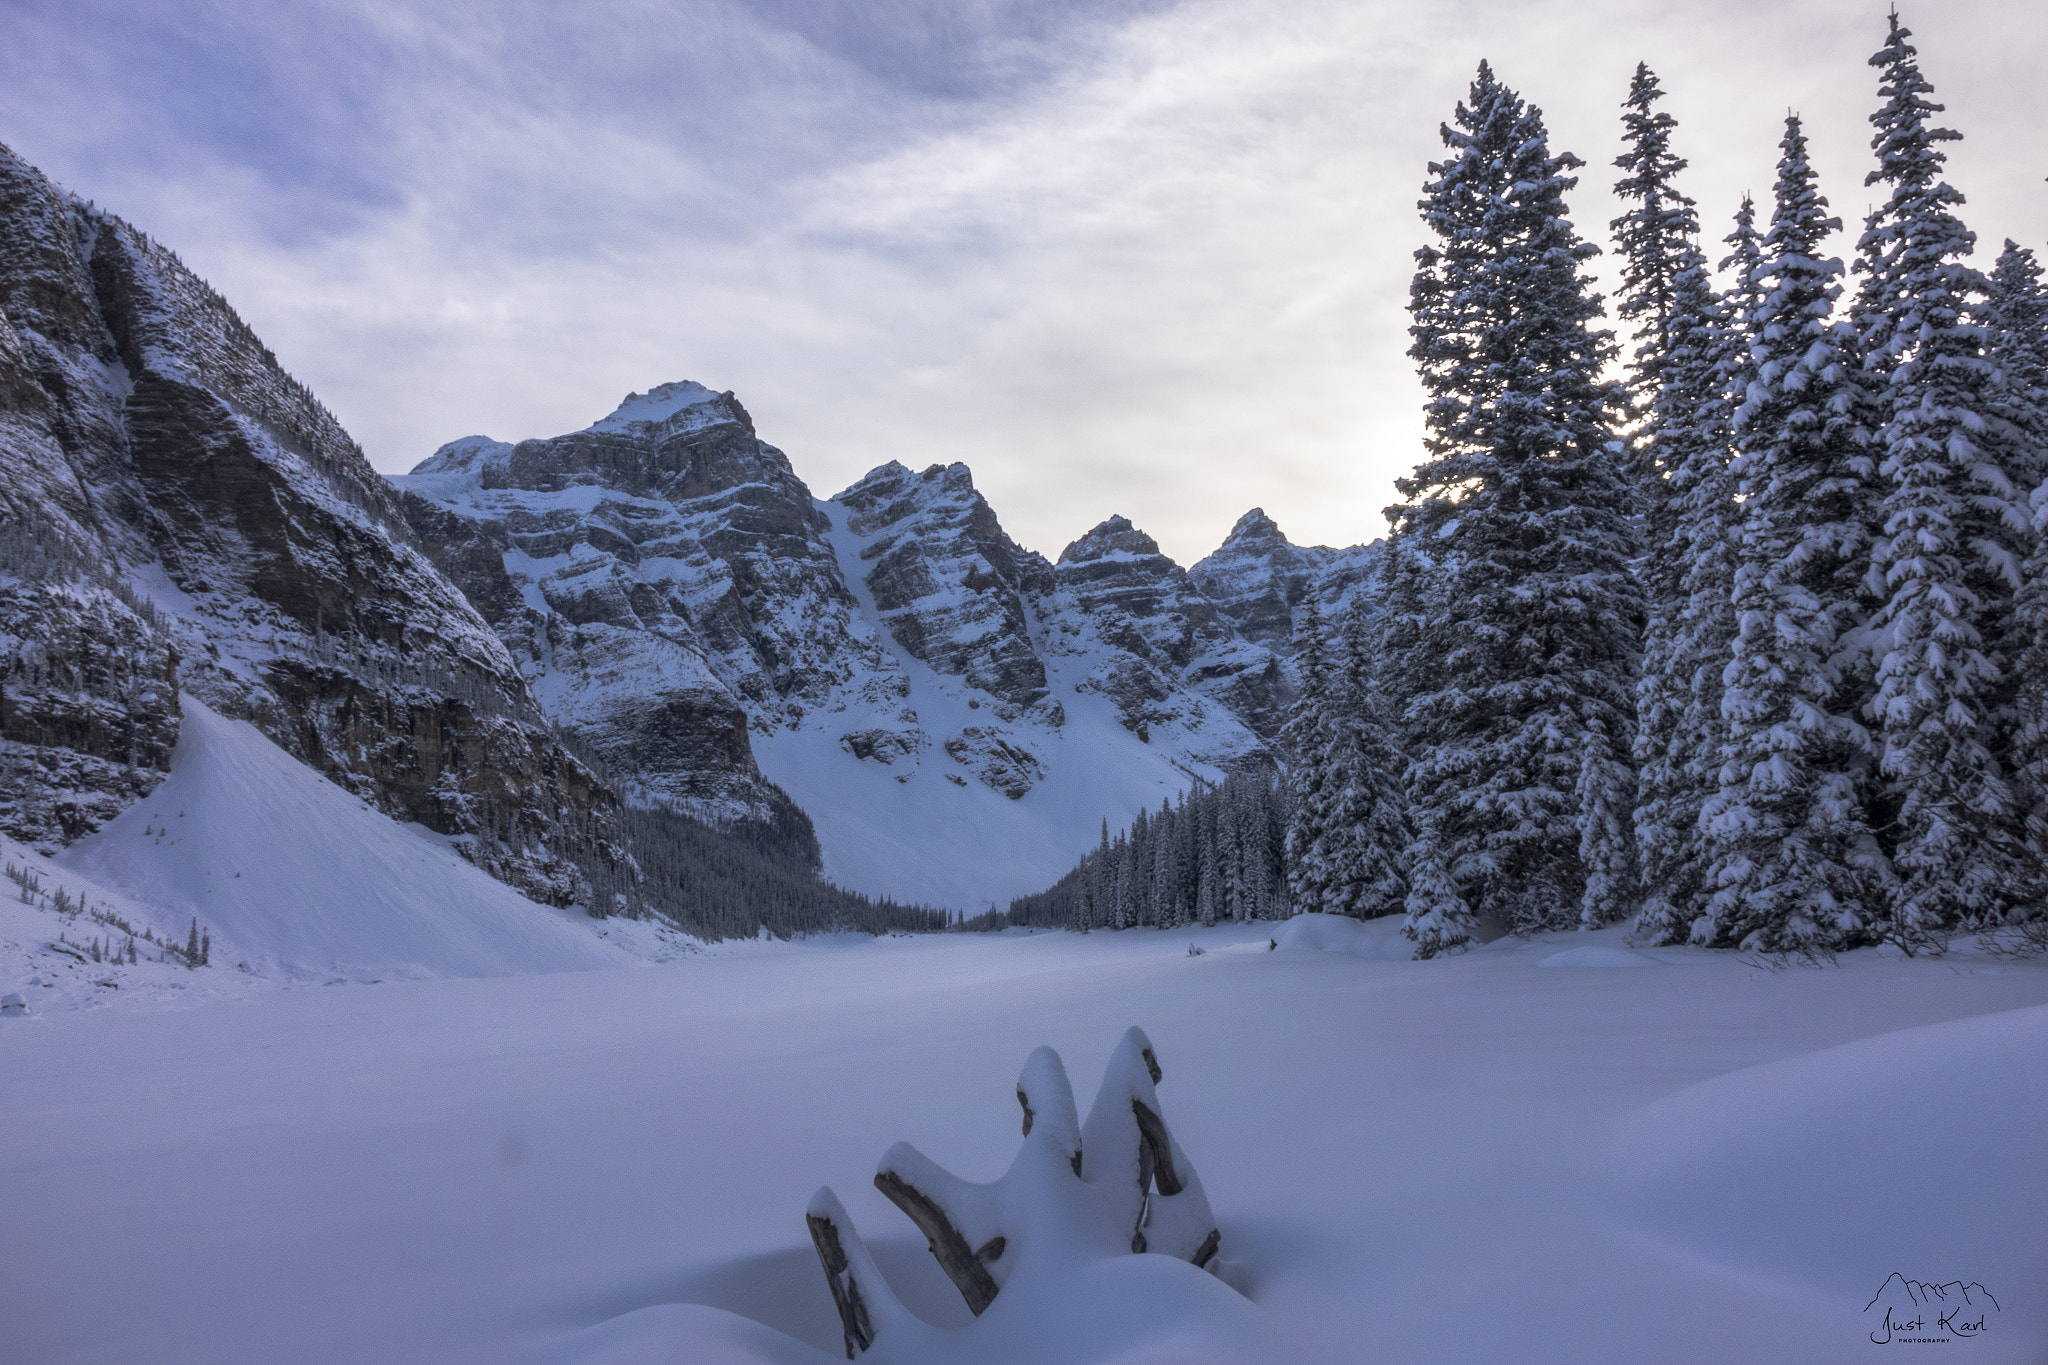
[58,697,635,982]
[1536,945,1662,968]
[1271,912,1414,960]
[1610,1003,2048,1325]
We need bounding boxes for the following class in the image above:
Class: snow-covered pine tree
[1156,795,1186,926]
[1699,115,1885,953]
[1111,832,1134,930]
[1281,600,1335,912]
[1611,61,1702,455]
[1394,61,1642,941]
[1857,16,2031,941]
[1993,242,2048,922]
[1633,206,1752,944]
[1318,595,1411,918]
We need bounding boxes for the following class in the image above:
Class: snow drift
[58,696,634,982]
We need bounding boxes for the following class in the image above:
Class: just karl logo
[1865,1273,2000,1345]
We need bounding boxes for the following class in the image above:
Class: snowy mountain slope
[395,392,1351,908]
[747,499,1234,909]
[57,696,645,982]
[0,141,627,908]
[393,382,891,821]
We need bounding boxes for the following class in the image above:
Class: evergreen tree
[1994,241,2048,912]
[1700,116,1884,952]
[1318,595,1411,917]
[1611,61,1702,420]
[1857,16,2029,940]
[1394,61,1642,942]
[1282,600,1335,911]
[1634,205,1752,943]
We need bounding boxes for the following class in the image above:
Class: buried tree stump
[806,1026,1222,1359]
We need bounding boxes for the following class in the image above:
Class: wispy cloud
[5,0,2043,563]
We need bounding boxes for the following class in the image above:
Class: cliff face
[396,395,1330,907]
[1190,507,1385,670]
[0,142,620,905]
[395,381,882,818]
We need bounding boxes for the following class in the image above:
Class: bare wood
[1131,1099,1184,1196]
[874,1169,1002,1316]
[1191,1227,1221,1268]
[806,1209,875,1359]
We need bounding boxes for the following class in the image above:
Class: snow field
[4,919,2045,1363]
[2,695,696,1002]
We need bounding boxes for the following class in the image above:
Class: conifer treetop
[1611,61,1701,393]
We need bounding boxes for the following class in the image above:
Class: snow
[53,696,643,983]
[1271,911,1416,960]
[745,501,1229,910]
[3,915,2043,1364]
[1536,944,1665,967]
[589,380,723,432]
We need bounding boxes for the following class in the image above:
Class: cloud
[4,0,2043,565]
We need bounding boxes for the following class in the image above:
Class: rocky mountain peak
[588,379,732,434]
[1219,507,1287,550]
[1058,515,1164,565]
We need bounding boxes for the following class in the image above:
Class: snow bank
[1610,1002,2048,1342]
[1537,944,1663,967]
[58,697,636,982]
[1270,912,1414,960]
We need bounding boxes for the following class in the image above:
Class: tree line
[1288,14,2048,957]
[1000,771,1289,931]
[1017,14,2048,959]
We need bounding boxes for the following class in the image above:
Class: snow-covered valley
[4,919,2043,1364]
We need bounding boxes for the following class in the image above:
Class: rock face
[396,381,890,818]
[834,461,1054,716]
[1189,507,1385,665]
[1050,515,1288,744]
[397,404,1377,908]
[0,141,622,904]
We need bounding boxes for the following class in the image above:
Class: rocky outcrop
[0,141,622,904]
[1047,516,1287,752]
[395,381,900,816]
[1189,508,1384,666]
[835,461,1054,715]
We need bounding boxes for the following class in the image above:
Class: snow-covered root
[807,1027,1224,1359]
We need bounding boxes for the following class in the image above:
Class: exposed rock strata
[0,141,621,903]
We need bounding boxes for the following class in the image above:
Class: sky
[4,0,2045,566]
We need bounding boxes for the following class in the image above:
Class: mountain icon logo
[1865,1273,1999,1344]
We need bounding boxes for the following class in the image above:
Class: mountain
[0,141,644,908]
[1189,507,1384,660]
[0,139,1382,920]
[395,396,1377,908]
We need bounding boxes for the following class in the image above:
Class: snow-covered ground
[0,697,693,1013]
[4,912,2044,1363]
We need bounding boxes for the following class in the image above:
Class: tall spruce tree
[1634,205,1753,943]
[1856,16,2030,940]
[1282,600,1336,911]
[1992,242,2048,909]
[1394,61,1642,949]
[1700,116,1884,952]
[1316,595,1412,918]
[1611,62,1702,412]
